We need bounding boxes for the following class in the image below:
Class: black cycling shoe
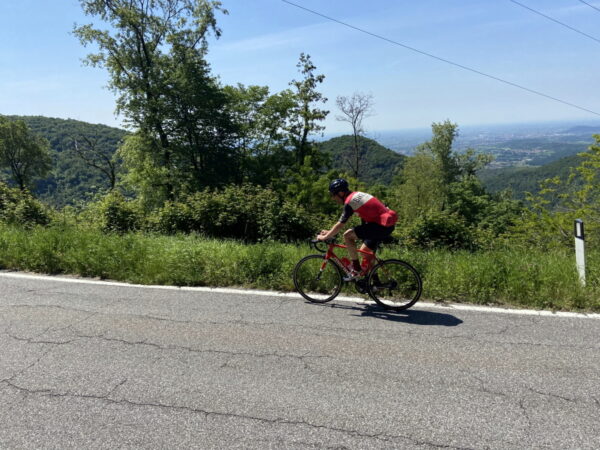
[355,278,369,294]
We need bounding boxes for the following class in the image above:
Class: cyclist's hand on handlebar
[316,230,330,241]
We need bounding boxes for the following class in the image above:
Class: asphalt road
[1,272,599,449]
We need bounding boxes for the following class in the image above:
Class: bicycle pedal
[355,278,369,294]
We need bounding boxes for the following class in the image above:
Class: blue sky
[2,0,600,133]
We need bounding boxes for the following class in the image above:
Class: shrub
[147,201,194,234]
[83,191,141,233]
[0,182,50,227]
[269,200,318,242]
[146,184,317,242]
[403,211,476,251]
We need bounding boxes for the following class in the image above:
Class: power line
[509,0,600,46]
[280,0,600,118]
[577,0,600,14]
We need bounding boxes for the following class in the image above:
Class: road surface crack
[471,375,508,398]
[74,333,332,366]
[5,332,76,346]
[517,399,533,446]
[0,303,423,340]
[0,379,473,449]
[525,386,577,403]
[0,349,52,385]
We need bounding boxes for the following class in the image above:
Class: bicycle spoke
[368,259,422,311]
[293,255,343,303]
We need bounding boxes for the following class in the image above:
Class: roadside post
[574,219,585,286]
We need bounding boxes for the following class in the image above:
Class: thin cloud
[213,21,336,53]
[212,4,481,55]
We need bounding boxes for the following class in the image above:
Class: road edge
[1,270,599,319]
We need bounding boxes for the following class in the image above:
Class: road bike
[292,238,422,311]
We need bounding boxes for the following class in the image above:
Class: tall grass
[0,224,598,312]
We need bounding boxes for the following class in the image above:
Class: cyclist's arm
[318,221,346,241]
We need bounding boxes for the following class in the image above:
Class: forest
[0,0,598,310]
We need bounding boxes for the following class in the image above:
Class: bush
[147,201,194,234]
[146,184,317,242]
[403,211,476,251]
[83,191,141,233]
[269,200,317,242]
[0,182,50,227]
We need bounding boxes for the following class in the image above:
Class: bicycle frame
[319,241,381,277]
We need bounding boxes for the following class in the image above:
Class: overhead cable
[280,0,600,117]
[577,0,600,14]
[509,0,600,45]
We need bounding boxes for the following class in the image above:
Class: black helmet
[329,178,349,194]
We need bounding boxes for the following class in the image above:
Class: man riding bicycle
[317,178,398,280]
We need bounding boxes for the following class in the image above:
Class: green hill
[318,135,406,185]
[5,116,127,207]
[479,154,583,200]
[6,118,404,205]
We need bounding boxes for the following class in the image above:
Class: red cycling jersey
[339,191,398,227]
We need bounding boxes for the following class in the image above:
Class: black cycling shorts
[353,223,395,250]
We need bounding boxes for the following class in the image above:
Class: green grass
[0,224,598,312]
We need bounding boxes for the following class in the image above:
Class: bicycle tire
[367,259,422,311]
[293,254,343,303]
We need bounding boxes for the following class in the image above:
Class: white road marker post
[574,219,586,287]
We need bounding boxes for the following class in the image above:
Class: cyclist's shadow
[322,302,463,327]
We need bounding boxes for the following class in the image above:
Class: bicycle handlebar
[310,238,335,253]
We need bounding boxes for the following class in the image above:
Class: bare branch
[335,92,374,178]
[71,136,117,190]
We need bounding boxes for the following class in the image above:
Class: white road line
[1,271,599,319]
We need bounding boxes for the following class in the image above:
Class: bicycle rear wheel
[367,259,422,311]
[293,254,343,303]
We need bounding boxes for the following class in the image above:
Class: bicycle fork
[316,259,329,281]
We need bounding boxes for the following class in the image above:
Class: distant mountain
[318,135,406,185]
[564,125,600,135]
[5,116,127,207]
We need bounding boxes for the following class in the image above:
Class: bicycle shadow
[313,302,463,327]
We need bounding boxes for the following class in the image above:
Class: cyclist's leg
[356,223,395,279]
[353,224,377,274]
[353,239,378,294]
[360,240,376,270]
[343,228,361,271]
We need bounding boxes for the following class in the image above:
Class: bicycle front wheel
[368,259,422,311]
[293,254,343,303]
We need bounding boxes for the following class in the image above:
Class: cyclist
[317,178,398,280]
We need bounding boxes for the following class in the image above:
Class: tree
[223,84,296,183]
[417,120,461,186]
[393,150,445,224]
[510,135,600,248]
[414,120,492,207]
[287,53,329,166]
[69,134,120,190]
[568,134,600,219]
[162,43,239,191]
[336,92,374,178]
[0,117,51,192]
[393,120,496,233]
[74,0,236,205]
